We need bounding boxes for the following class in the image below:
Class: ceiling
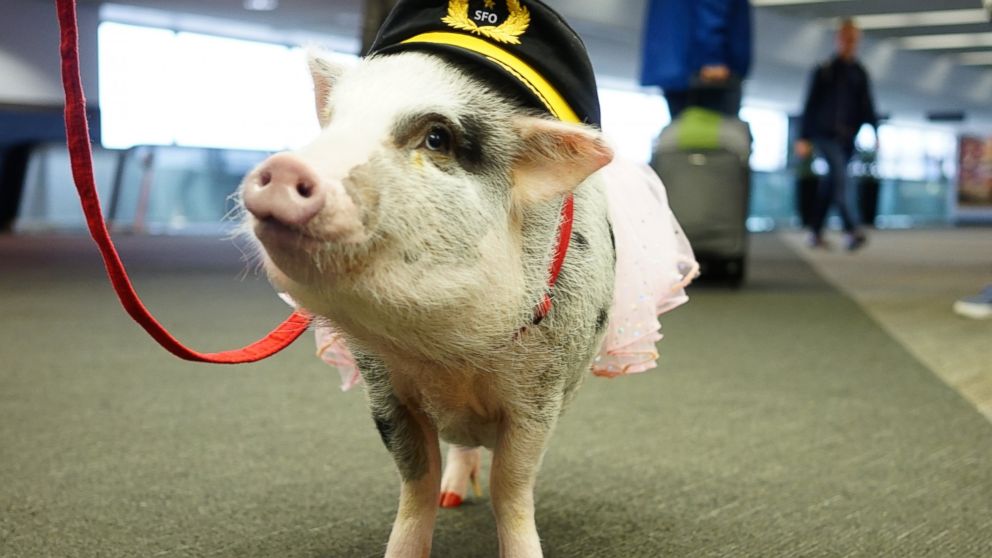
[65,0,992,129]
[748,1,992,129]
[756,0,992,56]
[75,0,992,55]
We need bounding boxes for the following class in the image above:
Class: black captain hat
[367,0,601,127]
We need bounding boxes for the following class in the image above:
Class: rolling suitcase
[795,156,818,228]
[650,107,751,285]
[856,153,880,228]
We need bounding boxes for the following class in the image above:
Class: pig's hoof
[439,492,464,508]
[439,445,482,509]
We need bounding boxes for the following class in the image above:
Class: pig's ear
[307,50,344,128]
[511,117,614,205]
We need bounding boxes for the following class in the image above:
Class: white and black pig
[239,1,695,556]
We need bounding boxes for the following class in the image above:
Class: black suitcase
[795,157,818,228]
[858,175,879,228]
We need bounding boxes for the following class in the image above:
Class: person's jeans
[810,138,859,236]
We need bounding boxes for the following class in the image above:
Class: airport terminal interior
[1,1,991,556]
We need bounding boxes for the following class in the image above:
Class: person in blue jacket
[640,0,753,118]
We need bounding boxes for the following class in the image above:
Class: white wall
[0,0,100,107]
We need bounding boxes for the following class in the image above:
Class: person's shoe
[807,233,831,249]
[845,231,867,252]
[953,285,992,320]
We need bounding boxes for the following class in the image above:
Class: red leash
[55,0,311,364]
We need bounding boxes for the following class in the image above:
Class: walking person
[640,0,753,119]
[795,18,878,251]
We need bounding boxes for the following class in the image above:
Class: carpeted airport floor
[1,232,990,557]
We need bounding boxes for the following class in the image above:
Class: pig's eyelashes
[423,125,453,154]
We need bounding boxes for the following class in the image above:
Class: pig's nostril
[259,171,272,187]
[296,182,314,198]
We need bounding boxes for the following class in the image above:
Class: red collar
[531,193,574,325]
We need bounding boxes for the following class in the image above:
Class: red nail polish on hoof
[439,492,463,508]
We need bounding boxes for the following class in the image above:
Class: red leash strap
[55,0,311,364]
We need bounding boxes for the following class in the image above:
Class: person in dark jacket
[795,18,879,251]
[639,0,752,118]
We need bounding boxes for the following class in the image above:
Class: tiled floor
[781,228,992,421]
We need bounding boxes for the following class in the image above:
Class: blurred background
[2,0,992,233]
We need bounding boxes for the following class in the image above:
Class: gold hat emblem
[443,0,531,45]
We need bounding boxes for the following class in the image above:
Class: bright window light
[169,33,315,150]
[598,88,669,163]
[740,106,789,172]
[99,23,180,148]
[98,22,334,151]
[875,124,957,181]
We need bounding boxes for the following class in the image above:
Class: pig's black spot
[354,353,379,374]
[458,115,490,172]
[607,220,616,261]
[377,403,431,482]
[572,231,588,250]
[595,307,609,333]
[373,415,395,450]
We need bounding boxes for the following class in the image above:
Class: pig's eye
[424,125,452,153]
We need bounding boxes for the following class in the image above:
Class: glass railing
[16,143,119,231]
[15,143,268,234]
[108,146,268,233]
[14,144,964,234]
[749,170,955,231]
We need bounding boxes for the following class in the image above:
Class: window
[740,106,788,172]
[98,23,178,148]
[598,88,669,163]
[98,22,340,151]
[874,124,957,181]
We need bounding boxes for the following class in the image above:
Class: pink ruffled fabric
[285,158,695,391]
[278,294,360,391]
[314,326,362,391]
[591,158,697,378]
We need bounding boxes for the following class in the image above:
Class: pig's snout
[243,153,326,227]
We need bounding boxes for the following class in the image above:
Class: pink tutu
[591,158,697,378]
[278,293,361,391]
[287,158,696,391]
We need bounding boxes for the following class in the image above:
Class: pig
[239,48,689,557]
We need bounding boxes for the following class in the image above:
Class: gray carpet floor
[1,233,990,557]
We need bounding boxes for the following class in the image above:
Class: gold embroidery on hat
[443,0,531,45]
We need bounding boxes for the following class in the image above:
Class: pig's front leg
[361,358,442,558]
[384,409,441,558]
[490,415,558,558]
